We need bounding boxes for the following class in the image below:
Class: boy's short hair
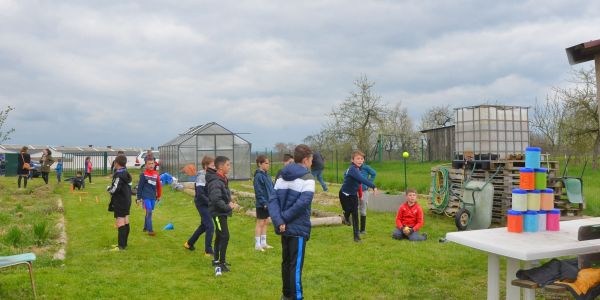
[117,150,125,155]
[215,156,230,169]
[76,171,83,176]
[282,154,293,162]
[201,156,214,169]
[406,188,417,195]
[294,144,313,163]
[145,156,155,162]
[85,156,90,160]
[45,148,52,156]
[114,155,127,167]
[351,150,365,159]
[256,155,268,166]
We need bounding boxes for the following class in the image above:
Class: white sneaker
[261,244,274,249]
[215,266,222,276]
[255,245,265,252]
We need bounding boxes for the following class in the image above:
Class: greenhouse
[159,122,252,180]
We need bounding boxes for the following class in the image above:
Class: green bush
[4,226,22,247]
[33,221,50,246]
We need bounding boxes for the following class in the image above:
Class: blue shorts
[143,199,156,211]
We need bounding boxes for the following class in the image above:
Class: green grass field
[1,159,598,299]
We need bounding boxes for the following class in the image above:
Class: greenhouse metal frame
[159,122,252,180]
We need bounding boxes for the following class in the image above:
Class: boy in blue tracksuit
[254,155,274,251]
[359,163,376,234]
[184,156,215,255]
[339,150,378,242]
[269,144,315,300]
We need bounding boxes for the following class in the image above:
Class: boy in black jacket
[107,155,133,251]
[207,156,238,274]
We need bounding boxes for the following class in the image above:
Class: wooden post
[596,55,600,135]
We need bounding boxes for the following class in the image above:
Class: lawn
[1,157,598,299]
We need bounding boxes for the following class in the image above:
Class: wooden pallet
[429,160,569,225]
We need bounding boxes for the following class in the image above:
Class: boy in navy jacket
[339,150,378,242]
[136,159,162,236]
[254,155,274,251]
[269,144,315,300]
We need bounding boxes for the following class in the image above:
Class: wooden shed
[420,125,455,161]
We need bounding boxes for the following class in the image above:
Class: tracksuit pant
[41,172,49,184]
[187,202,214,253]
[213,216,229,263]
[339,191,360,237]
[281,235,307,300]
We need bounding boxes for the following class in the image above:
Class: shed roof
[566,38,600,65]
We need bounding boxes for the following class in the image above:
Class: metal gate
[61,152,108,178]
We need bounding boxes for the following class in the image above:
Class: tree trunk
[595,56,600,170]
[593,131,600,170]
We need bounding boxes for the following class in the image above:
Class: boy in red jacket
[392,188,427,241]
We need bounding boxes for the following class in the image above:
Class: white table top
[446,217,600,261]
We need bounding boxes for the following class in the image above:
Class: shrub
[4,226,22,247]
[33,221,50,246]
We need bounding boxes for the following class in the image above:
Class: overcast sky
[1,0,599,150]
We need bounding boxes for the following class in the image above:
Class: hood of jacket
[280,163,310,182]
[115,168,132,185]
[205,168,226,187]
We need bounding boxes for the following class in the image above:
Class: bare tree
[327,75,386,158]
[0,106,15,143]
[380,103,415,159]
[419,105,454,130]
[557,68,599,168]
[531,95,565,153]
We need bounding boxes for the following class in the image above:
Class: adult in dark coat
[17,146,31,188]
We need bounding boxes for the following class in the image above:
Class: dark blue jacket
[269,163,314,240]
[253,169,273,208]
[360,164,377,191]
[340,163,376,196]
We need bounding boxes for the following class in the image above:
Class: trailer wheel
[455,208,471,231]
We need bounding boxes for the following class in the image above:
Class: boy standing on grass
[253,155,274,251]
[269,144,315,300]
[56,158,63,183]
[107,155,133,251]
[184,156,215,256]
[136,158,162,236]
[208,156,238,274]
[392,188,427,241]
[339,150,378,242]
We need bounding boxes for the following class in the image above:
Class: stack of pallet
[430,160,561,225]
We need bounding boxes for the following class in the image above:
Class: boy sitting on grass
[72,171,85,190]
[107,155,133,251]
[392,188,427,241]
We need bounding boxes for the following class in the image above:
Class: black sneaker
[353,236,362,243]
[359,230,366,235]
[184,241,195,251]
[212,260,220,267]
[422,233,428,241]
[220,263,230,272]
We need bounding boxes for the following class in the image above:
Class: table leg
[488,254,500,300]
[522,261,535,300]
[506,258,520,300]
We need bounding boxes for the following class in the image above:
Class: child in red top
[392,188,427,241]
[136,159,162,236]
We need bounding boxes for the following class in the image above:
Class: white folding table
[445,217,600,300]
